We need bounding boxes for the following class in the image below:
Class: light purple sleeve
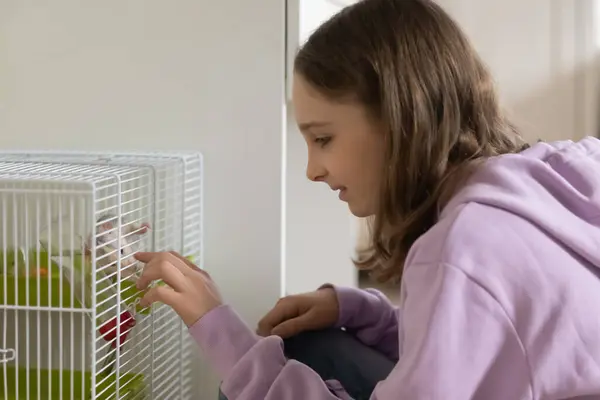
[189,262,528,399]
[189,305,353,399]
[320,284,399,360]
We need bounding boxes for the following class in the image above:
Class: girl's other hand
[257,288,339,338]
[134,251,222,327]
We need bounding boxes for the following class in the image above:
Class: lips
[330,186,348,201]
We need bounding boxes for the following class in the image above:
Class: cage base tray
[1,365,146,400]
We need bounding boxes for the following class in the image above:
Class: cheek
[334,152,376,193]
[359,140,386,190]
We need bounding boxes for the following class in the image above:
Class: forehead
[292,74,367,128]
[291,74,332,121]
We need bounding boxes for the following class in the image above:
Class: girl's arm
[189,262,528,399]
[320,284,399,361]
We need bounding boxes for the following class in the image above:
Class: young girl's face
[292,73,386,217]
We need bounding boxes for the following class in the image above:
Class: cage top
[0,161,147,178]
[0,150,202,168]
[0,161,152,190]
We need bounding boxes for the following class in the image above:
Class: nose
[306,153,326,182]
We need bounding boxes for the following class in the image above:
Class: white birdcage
[0,151,203,400]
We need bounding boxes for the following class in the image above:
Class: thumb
[271,310,319,338]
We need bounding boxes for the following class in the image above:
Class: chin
[347,203,374,218]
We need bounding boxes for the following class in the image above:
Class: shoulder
[408,202,524,263]
[405,202,539,284]
[403,200,570,324]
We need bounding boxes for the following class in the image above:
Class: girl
[135,0,600,398]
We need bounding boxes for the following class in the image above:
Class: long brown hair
[294,0,529,283]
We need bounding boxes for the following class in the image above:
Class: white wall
[285,0,359,295]
[438,0,599,143]
[285,113,358,295]
[0,1,285,398]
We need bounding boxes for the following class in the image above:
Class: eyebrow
[298,121,331,132]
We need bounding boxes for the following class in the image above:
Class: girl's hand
[134,251,222,327]
[256,288,339,338]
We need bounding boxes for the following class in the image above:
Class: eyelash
[314,137,331,147]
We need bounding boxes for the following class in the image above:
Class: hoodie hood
[442,136,600,269]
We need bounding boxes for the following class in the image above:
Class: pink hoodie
[190,137,600,399]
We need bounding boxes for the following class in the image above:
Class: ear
[101,221,113,231]
[139,222,151,234]
[128,222,150,235]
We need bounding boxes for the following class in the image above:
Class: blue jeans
[218,328,395,400]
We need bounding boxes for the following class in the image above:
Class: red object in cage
[99,310,136,348]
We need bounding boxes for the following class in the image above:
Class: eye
[314,137,331,147]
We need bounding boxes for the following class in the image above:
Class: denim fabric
[218,328,395,400]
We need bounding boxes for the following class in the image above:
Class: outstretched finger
[136,251,200,273]
[134,251,164,264]
[135,251,193,276]
[140,284,179,308]
[136,257,187,293]
[166,251,208,275]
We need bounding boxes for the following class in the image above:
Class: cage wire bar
[0,163,154,400]
[0,152,202,400]
[0,151,203,398]
[0,159,197,400]
[0,151,203,269]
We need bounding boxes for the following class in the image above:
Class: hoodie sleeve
[320,284,399,360]
[189,304,353,399]
[189,261,531,400]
